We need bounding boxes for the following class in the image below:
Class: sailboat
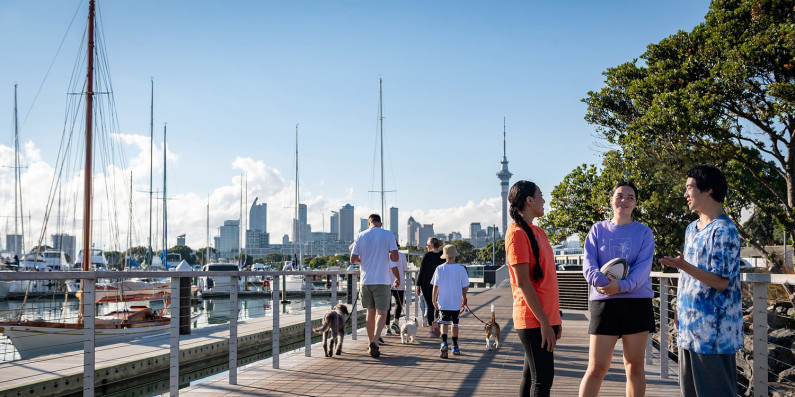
[0,0,170,360]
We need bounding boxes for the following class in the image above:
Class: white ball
[600,258,629,280]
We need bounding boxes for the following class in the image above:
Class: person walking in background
[659,165,742,397]
[350,214,400,358]
[579,181,655,397]
[432,244,470,358]
[417,237,445,334]
[505,180,562,396]
[387,238,409,335]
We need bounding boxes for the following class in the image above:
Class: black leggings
[421,285,436,326]
[517,326,559,397]
[386,290,405,324]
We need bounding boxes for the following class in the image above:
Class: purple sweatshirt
[582,220,655,300]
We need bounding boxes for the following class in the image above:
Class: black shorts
[588,298,655,336]
[438,310,460,325]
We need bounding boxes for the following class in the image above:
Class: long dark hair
[508,180,543,282]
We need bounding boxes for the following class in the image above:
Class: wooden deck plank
[181,287,680,396]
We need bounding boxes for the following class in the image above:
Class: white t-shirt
[390,252,409,291]
[431,262,470,311]
[351,227,398,285]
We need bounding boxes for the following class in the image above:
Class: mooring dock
[180,287,679,396]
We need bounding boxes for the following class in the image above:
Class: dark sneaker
[368,342,380,358]
[452,346,460,355]
[385,329,393,336]
[378,337,385,345]
[390,322,400,334]
[440,343,449,359]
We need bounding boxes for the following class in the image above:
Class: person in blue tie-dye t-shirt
[659,165,742,397]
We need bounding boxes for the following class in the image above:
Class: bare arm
[391,266,400,288]
[350,254,361,264]
[389,249,399,262]
[461,287,467,307]
[659,255,729,290]
[511,262,556,351]
[432,285,440,309]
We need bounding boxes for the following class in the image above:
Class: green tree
[196,247,217,265]
[127,246,148,264]
[104,250,123,269]
[449,240,476,264]
[477,240,506,265]
[169,245,197,265]
[307,256,327,269]
[582,0,794,267]
[263,252,288,264]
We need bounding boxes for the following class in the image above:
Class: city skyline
[0,1,711,251]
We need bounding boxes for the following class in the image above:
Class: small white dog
[400,317,418,343]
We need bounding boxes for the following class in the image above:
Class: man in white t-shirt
[432,244,470,358]
[351,214,399,358]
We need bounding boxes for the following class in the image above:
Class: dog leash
[344,285,360,327]
[460,303,487,324]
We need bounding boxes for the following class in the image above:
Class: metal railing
[0,268,423,397]
[649,271,795,397]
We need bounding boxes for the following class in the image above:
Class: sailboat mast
[148,78,153,265]
[239,173,243,267]
[379,78,385,220]
[162,123,167,266]
[82,0,95,271]
[126,172,132,270]
[294,124,302,268]
[13,84,20,256]
[206,197,209,265]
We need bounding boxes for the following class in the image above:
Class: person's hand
[393,278,400,288]
[556,323,562,340]
[433,301,440,310]
[659,255,687,270]
[416,286,422,296]
[461,296,467,307]
[540,324,557,352]
[596,276,620,296]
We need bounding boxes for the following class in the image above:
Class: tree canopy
[560,0,795,268]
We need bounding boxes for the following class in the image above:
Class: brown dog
[313,303,349,357]
[485,304,501,351]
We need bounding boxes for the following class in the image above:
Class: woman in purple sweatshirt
[578,181,655,397]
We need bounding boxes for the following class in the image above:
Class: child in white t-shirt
[431,244,470,358]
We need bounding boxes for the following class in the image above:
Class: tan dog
[485,304,501,351]
[313,303,349,357]
[400,317,418,343]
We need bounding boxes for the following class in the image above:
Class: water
[0,294,345,362]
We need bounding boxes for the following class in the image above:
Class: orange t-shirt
[505,222,561,329]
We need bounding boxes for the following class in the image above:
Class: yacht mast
[162,123,167,266]
[295,124,302,268]
[148,78,153,265]
[82,0,95,271]
[13,84,22,256]
[379,79,385,220]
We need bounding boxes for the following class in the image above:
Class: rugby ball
[600,258,629,280]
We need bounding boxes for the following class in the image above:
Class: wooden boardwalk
[181,287,679,396]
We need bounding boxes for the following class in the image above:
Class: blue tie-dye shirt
[676,214,743,354]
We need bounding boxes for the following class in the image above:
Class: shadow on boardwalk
[180,288,679,396]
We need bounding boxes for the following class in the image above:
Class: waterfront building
[360,218,368,232]
[249,198,267,234]
[496,120,512,238]
[339,204,354,243]
[470,222,482,239]
[486,226,499,240]
[5,234,22,255]
[418,224,434,249]
[282,234,290,245]
[448,231,462,242]
[389,206,399,240]
[329,211,339,242]
[218,220,240,258]
[407,216,419,246]
[51,234,76,260]
[176,234,186,246]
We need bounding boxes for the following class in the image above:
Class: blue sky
[0,1,711,250]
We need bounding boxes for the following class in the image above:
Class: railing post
[305,275,312,357]
[170,276,180,396]
[752,282,768,397]
[331,273,338,306]
[83,277,95,397]
[229,275,238,385]
[272,275,280,369]
[351,274,358,340]
[659,277,669,379]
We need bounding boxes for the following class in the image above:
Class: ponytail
[508,181,544,282]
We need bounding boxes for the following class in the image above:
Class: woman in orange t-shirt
[505,180,562,397]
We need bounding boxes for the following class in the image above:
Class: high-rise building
[339,204,354,243]
[389,207,399,240]
[282,234,290,245]
[5,234,22,255]
[218,220,240,257]
[329,211,339,241]
[292,203,310,245]
[177,234,186,246]
[486,226,499,240]
[407,216,420,246]
[249,197,267,234]
[418,224,435,249]
[51,234,76,261]
[470,222,482,239]
[496,119,512,238]
[448,231,462,242]
[360,218,368,232]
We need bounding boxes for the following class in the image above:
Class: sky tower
[496,118,512,238]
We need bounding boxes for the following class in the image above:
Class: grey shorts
[678,347,737,397]
[360,284,391,311]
